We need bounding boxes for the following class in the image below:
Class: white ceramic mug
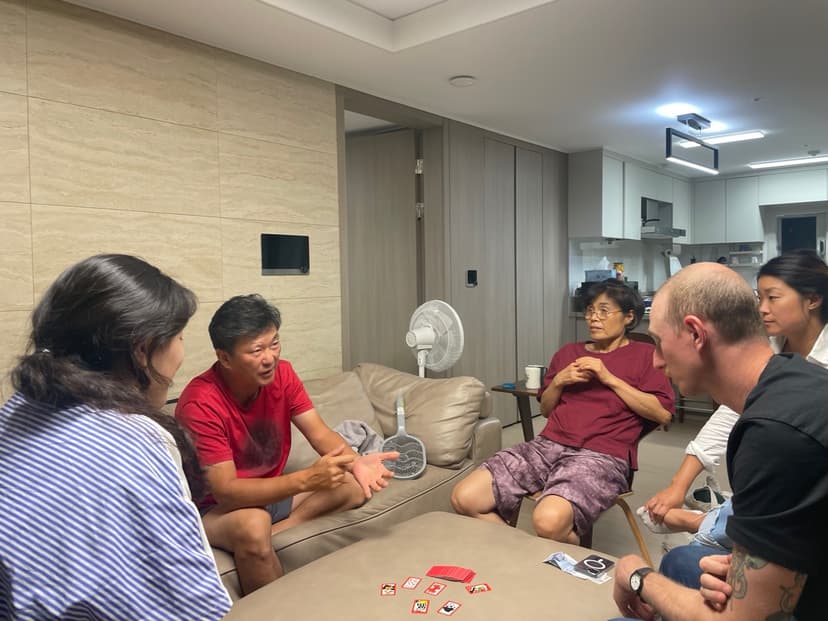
[525,365,544,390]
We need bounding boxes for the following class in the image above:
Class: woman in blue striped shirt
[0,254,231,620]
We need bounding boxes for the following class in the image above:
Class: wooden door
[345,130,418,372]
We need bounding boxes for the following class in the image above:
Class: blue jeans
[659,541,721,588]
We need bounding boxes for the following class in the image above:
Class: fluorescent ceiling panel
[679,130,765,148]
[748,155,828,170]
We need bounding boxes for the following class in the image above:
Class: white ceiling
[68,0,828,176]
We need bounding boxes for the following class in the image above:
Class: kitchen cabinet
[726,177,762,242]
[624,162,674,240]
[568,151,624,238]
[693,180,727,243]
[758,169,828,205]
[672,178,691,244]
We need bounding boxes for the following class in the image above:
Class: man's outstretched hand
[352,451,400,498]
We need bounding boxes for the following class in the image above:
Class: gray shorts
[266,497,293,523]
[200,497,293,524]
[481,436,629,536]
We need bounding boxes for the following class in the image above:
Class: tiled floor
[501,413,729,567]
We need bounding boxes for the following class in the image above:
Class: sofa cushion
[354,363,486,468]
[284,371,383,473]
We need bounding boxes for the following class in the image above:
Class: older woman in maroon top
[451,280,674,544]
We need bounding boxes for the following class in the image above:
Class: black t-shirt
[726,354,828,621]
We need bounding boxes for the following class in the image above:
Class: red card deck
[426,565,476,583]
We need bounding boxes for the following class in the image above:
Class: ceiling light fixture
[448,75,476,87]
[666,156,720,175]
[677,112,711,131]
[748,155,828,170]
[666,128,719,175]
[679,130,765,148]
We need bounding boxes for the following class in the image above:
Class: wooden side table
[490,380,539,441]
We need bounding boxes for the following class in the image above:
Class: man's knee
[207,507,274,557]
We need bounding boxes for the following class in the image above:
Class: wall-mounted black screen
[260,233,310,275]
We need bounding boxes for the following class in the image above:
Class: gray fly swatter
[381,393,426,479]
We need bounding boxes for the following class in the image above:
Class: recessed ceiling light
[449,75,477,87]
[679,130,765,148]
[748,155,828,170]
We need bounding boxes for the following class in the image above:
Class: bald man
[612,263,827,621]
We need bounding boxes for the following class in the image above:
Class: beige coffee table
[223,512,621,620]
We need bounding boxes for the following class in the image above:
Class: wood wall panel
[516,147,544,416]
[0,202,33,311]
[0,0,340,388]
[30,204,224,303]
[0,0,26,95]
[27,0,217,129]
[217,51,336,154]
[0,92,29,203]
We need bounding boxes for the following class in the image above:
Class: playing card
[572,554,615,578]
[437,601,461,616]
[411,599,430,614]
[424,581,447,596]
[543,551,578,572]
[402,576,422,590]
[380,582,397,596]
[465,583,492,594]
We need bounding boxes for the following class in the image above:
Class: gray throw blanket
[334,420,385,455]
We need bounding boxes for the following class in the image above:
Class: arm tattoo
[766,572,806,621]
[728,545,768,602]
[727,545,807,620]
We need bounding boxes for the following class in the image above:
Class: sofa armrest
[470,416,502,465]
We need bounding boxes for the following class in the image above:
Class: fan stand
[415,348,430,378]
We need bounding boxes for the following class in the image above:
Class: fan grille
[408,300,464,372]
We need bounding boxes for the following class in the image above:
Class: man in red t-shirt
[176,294,397,595]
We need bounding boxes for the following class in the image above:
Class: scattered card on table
[572,554,615,578]
[424,581,446,596]
[402,576,422,589]
[465,583,491,594]
[438,601,462,616]
[411,599,430,614]
[380,582,397,596]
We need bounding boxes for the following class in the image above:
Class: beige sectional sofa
[212,362,499,600]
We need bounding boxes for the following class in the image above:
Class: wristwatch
[629,567,654,598]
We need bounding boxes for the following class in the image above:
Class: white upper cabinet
[623,162,674,240]
[672,178,691,244]
[726,177,762,242]
[758,169,828,205]
[693,179,727,244]
[568,151,624,238]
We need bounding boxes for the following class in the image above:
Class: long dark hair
[759,249,828,324]
[11,254,204,498]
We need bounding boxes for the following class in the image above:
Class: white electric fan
[405,300,464,377]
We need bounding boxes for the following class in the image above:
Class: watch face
[630,573,642,592]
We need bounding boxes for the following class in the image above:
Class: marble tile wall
[0,0,341,400]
